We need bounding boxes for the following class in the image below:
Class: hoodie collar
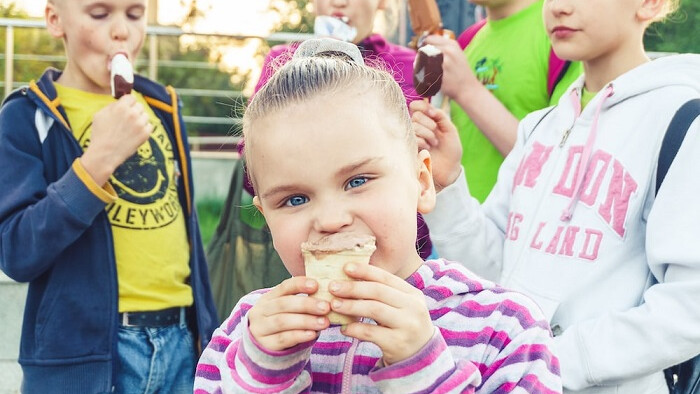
[556,54,700,222]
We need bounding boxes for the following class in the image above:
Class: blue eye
[285,195,308,207]
[346,176,368,190]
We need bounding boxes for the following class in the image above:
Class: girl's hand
[328,263,434,366]
[410,100,463,192]
[247,277,331,351]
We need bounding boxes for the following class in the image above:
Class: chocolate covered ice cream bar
[407,0,443,37]
[413,44,444,98]
[301,233,376,326]
[110,53,133,99]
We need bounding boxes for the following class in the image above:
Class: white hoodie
[425,54,700,393]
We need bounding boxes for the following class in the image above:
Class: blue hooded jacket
[0,68,218,393]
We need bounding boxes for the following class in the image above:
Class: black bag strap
[656,99,700,194]
[659,99,700,393]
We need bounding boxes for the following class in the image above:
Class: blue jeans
[114,320,196,394]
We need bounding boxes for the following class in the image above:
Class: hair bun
[293,38,364,65]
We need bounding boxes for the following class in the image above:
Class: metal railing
[0,17,312,152]
[1,18,681,153]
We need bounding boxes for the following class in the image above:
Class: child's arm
[0,98,120,281]
[195,278,330,393]
[421,34,520,156]
[411,99,521,281]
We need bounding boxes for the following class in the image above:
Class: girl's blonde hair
[655,0,681,22]
[243,38,413,187]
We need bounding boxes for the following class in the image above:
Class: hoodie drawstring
[561,84,615,222]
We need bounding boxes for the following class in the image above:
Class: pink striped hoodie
[195,259,562,393]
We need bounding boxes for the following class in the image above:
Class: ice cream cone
[301,233,376,326]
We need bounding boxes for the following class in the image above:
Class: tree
[644,0,699,54]
[0,1,248,138]
[0,3,65,87]
[155,34,247,138]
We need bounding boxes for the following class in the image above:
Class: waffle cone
[302,235,375,325]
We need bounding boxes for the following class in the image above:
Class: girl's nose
[330,0,349,8]
[313,201,353,234]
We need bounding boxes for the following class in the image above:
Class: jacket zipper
[341,336,360,393]
[503,119,577,285]
[559,127,573,147]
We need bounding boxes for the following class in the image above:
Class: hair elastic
[292,38,365,65]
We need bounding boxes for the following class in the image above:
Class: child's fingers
[255,329,321,352]
[267,277,319,298]
[408,98,431,115]
[416,136,433,151]
[341,262,415,294]
[342,320,434,366]
[414,125,439,148]
[259,293,331,318]
[411,106,438,130]
[341,321,393,349]
[251,311,329,338]
[331,297,400,327]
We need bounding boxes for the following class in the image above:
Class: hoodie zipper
[341,335,361,393]
[559,127,573,147]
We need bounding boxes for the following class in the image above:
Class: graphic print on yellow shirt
[54,84,193,312]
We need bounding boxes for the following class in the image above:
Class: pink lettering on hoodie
[598,160,638,237]
[512,142,553,192]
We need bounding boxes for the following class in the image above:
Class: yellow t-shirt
[54,83,192,312]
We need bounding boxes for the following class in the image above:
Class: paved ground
[0,272,25,394]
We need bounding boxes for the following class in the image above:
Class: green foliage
[644,0,700,54]
[154,35,247,137]
[196,197,224,246]
[0,1,23,17]
[0,2,248,138]
[265,0,314,48]
[0,4,64,86]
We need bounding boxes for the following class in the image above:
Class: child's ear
[416,149,436,214]
[45,2,65,39]
[252,196,264,215]
[637,0,666,23]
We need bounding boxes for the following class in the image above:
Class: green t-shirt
[581,87,597,110]
[451,0,583,202]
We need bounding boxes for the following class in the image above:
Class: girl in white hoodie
[410,0,700,392]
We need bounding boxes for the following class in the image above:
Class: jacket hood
[555,54,700,221]
[32,68,173,103]
[562,54,700,108]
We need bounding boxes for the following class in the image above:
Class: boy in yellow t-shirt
[0,1,217,392]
